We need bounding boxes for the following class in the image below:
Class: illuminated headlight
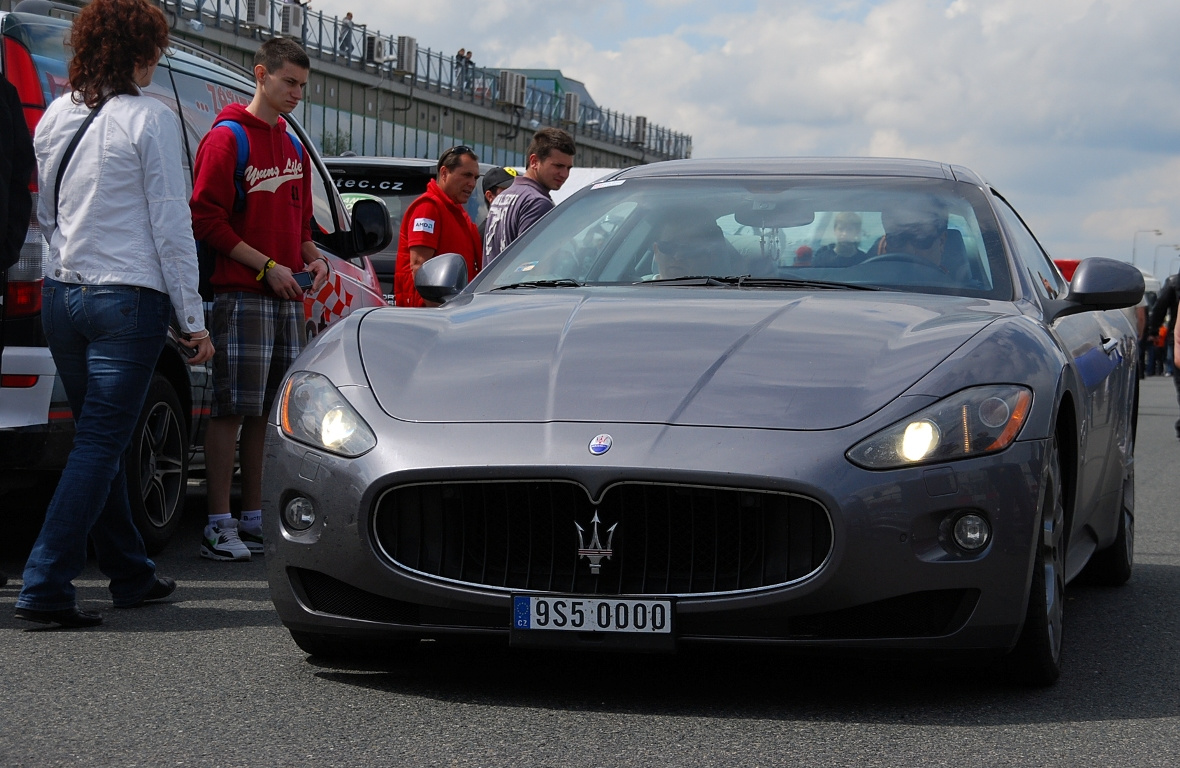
[278,371,377,457]
[846,385,1032,469]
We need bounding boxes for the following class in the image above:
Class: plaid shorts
[210,292,305,417]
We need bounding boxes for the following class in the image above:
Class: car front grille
[372,481,832,596]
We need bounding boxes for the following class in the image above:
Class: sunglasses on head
[439,145,474,169]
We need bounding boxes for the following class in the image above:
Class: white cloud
[311,0,1180,268]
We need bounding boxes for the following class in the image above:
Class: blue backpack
[196,120,305,300]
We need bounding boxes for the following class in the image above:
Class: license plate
[513,596,671,634]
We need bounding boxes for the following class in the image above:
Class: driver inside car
[872,203,951,271]
[644,217,734,279]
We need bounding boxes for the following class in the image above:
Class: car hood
[358,289,1010,430]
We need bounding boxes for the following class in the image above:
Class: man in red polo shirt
[393,145,482,307]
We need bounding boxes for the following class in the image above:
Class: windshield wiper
[637,275,735,286]
[725,276,879,291]
[638,275,877,290]
[491,278,584,291]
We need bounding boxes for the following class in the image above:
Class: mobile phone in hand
[168,322,199,359]
[293,271,314,291]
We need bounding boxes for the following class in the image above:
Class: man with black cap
[478,166,517,243]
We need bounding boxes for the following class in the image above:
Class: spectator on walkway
[190,37,328,562]
[15,0,209,628]
[337,12,354,58]
[393,145,482,307]
[483,127,575,265]
[1149,271,1180,437]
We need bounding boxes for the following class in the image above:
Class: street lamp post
[1154,244,1180,280]
[1132,228,1162,270]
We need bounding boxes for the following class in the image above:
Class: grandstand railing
[163,0,693,160]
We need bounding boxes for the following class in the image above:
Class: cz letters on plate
[513,596,672,634]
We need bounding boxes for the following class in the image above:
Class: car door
[993,195,1130,548]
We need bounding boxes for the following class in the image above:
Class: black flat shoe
[15,606,103,628]
[117,576,176,608]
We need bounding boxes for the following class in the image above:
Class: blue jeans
[17,280,170,611]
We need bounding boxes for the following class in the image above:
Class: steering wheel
[859,251,945,271]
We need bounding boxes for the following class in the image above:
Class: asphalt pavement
[1,379,1178,767]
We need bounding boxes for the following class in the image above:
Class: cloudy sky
[313,0,1180,272]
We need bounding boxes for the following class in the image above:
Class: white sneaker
[239,525,264,555]
[200,519,252,561]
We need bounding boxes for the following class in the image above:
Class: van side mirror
[349,197,392,257]
[415,252,468,304]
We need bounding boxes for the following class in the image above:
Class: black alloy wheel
[126,375,189,554]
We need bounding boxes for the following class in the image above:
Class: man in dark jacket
[1,76,34,271]
[1149,272,1180,438]
[1,75,37,588]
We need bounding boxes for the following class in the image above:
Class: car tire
[289,630,419,661]
[1080,472,1134,587]
[1005,437,1066,687]
[126,374,189,555]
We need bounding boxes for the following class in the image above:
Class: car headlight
[846,385,1032,469]
[278,371,377,458]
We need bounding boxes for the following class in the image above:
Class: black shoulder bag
[53,98,107,224]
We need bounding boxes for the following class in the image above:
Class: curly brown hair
[68,0,169,108]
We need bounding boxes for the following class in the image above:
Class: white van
[0,4,391,550]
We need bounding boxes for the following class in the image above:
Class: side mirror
[1044,257,1144,323]
[350,197,392,257]
[415,252,468,304]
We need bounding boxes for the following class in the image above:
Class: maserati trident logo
[588,434,613,455]
[575,512,617,575]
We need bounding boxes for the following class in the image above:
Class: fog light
[952,513,990,551]
[284,497,316,531]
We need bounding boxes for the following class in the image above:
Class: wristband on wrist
[316,255,330,272]
[256,259,277,282]
[188,330,210,341]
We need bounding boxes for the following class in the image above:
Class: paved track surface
[2,379,1178,767]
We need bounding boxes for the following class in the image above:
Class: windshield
[473,176,1012,300]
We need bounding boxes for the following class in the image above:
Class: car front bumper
[263,410,1048,655]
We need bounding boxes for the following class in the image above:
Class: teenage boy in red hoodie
[190,37,328,562]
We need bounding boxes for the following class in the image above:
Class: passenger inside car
[813,211,868,267]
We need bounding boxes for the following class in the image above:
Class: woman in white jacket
[15,0,212,628]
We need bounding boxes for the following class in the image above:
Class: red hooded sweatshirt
[190,103,313,296]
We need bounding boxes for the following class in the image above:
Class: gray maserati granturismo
[262,158,1143,685]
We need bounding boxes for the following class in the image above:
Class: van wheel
[126,375,189,554]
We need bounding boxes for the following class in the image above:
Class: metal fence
[164,0,692,160]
